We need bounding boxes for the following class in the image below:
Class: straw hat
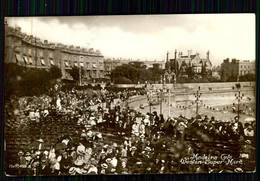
[37,139,44,143]
[234,167,243,173]
[245,140,251,144]
[18,150,24,156]
[130,146,137,151]
[97,133,102,139]
[144,147,152,152]
[111,168,116,173]
[113,143,118,148]
[106,158,112,163]
[101,163,108,169]
[69,167,77,175]
[74,159,84,166]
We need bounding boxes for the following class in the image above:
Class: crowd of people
[5,87,256,175]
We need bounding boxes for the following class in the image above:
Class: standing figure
[56,96,62,111]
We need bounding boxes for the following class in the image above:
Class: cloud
[6,14,255,66]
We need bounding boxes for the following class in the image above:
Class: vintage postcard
[4,14,255,175]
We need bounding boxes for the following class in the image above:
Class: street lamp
[146,89,153,115]
[79,67,82,86]
[157,89,164,115]
[122,89,129,109]
[235,90,244,121]
[101,87,106,110]
[164,70,176,117]
[79,57,83,86]
[194,86,202,119]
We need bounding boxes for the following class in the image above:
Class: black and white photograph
[4,14,256,175]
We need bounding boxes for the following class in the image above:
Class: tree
[4,63,26,98]
[201,63,207,76]
[20,68,49,96]
[4,63,63,98]
[221,69,227,82]
[239,73,255,82]
[185,65,194,78]
[129,61,146,69]
[67,67,85,82]
[226,75,237,82]
[48,65,62,80]
[147,67,164,83]
[209,72,221,82]
[110,63,164,84]
[114,77,133,84]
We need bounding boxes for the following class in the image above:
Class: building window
[23,56,29,64]
[49,52,53,58]
[28,57,33,64]
[14,46,21,52]
[50,60,54,66]
[41,59,45,65]
[28,48,32,56]
[80,62,84,67]
[15,54,23,63]
[74,62,78,67]
[32,49,36,56]
[93,70,96,78]
[65,61,69,67]
[39,50,43,57]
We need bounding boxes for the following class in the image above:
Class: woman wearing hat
[131,121,139,139]
[69,167,77,175]
[139,120,146,137]
[244,124,254,138]
[60,151,71,175]
[100,163,108,174]
[17,150,26,175]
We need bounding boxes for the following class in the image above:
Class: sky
[6,14,255,66]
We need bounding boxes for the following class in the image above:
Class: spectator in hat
[152,111,159,127]
[132,121,139,138]
[48,147,56,161]
[100,163,108,174]
[234,116,244,137]
[17,150,26,165]
[158,114,165,129]
[139,120,146,137]
[69,167,77,175]
[76,142,86,156]
[56,96,62,111]
[143,114,150,126]
[244,124,254,138]
[60,151,71,175]
[176,121,187,140]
